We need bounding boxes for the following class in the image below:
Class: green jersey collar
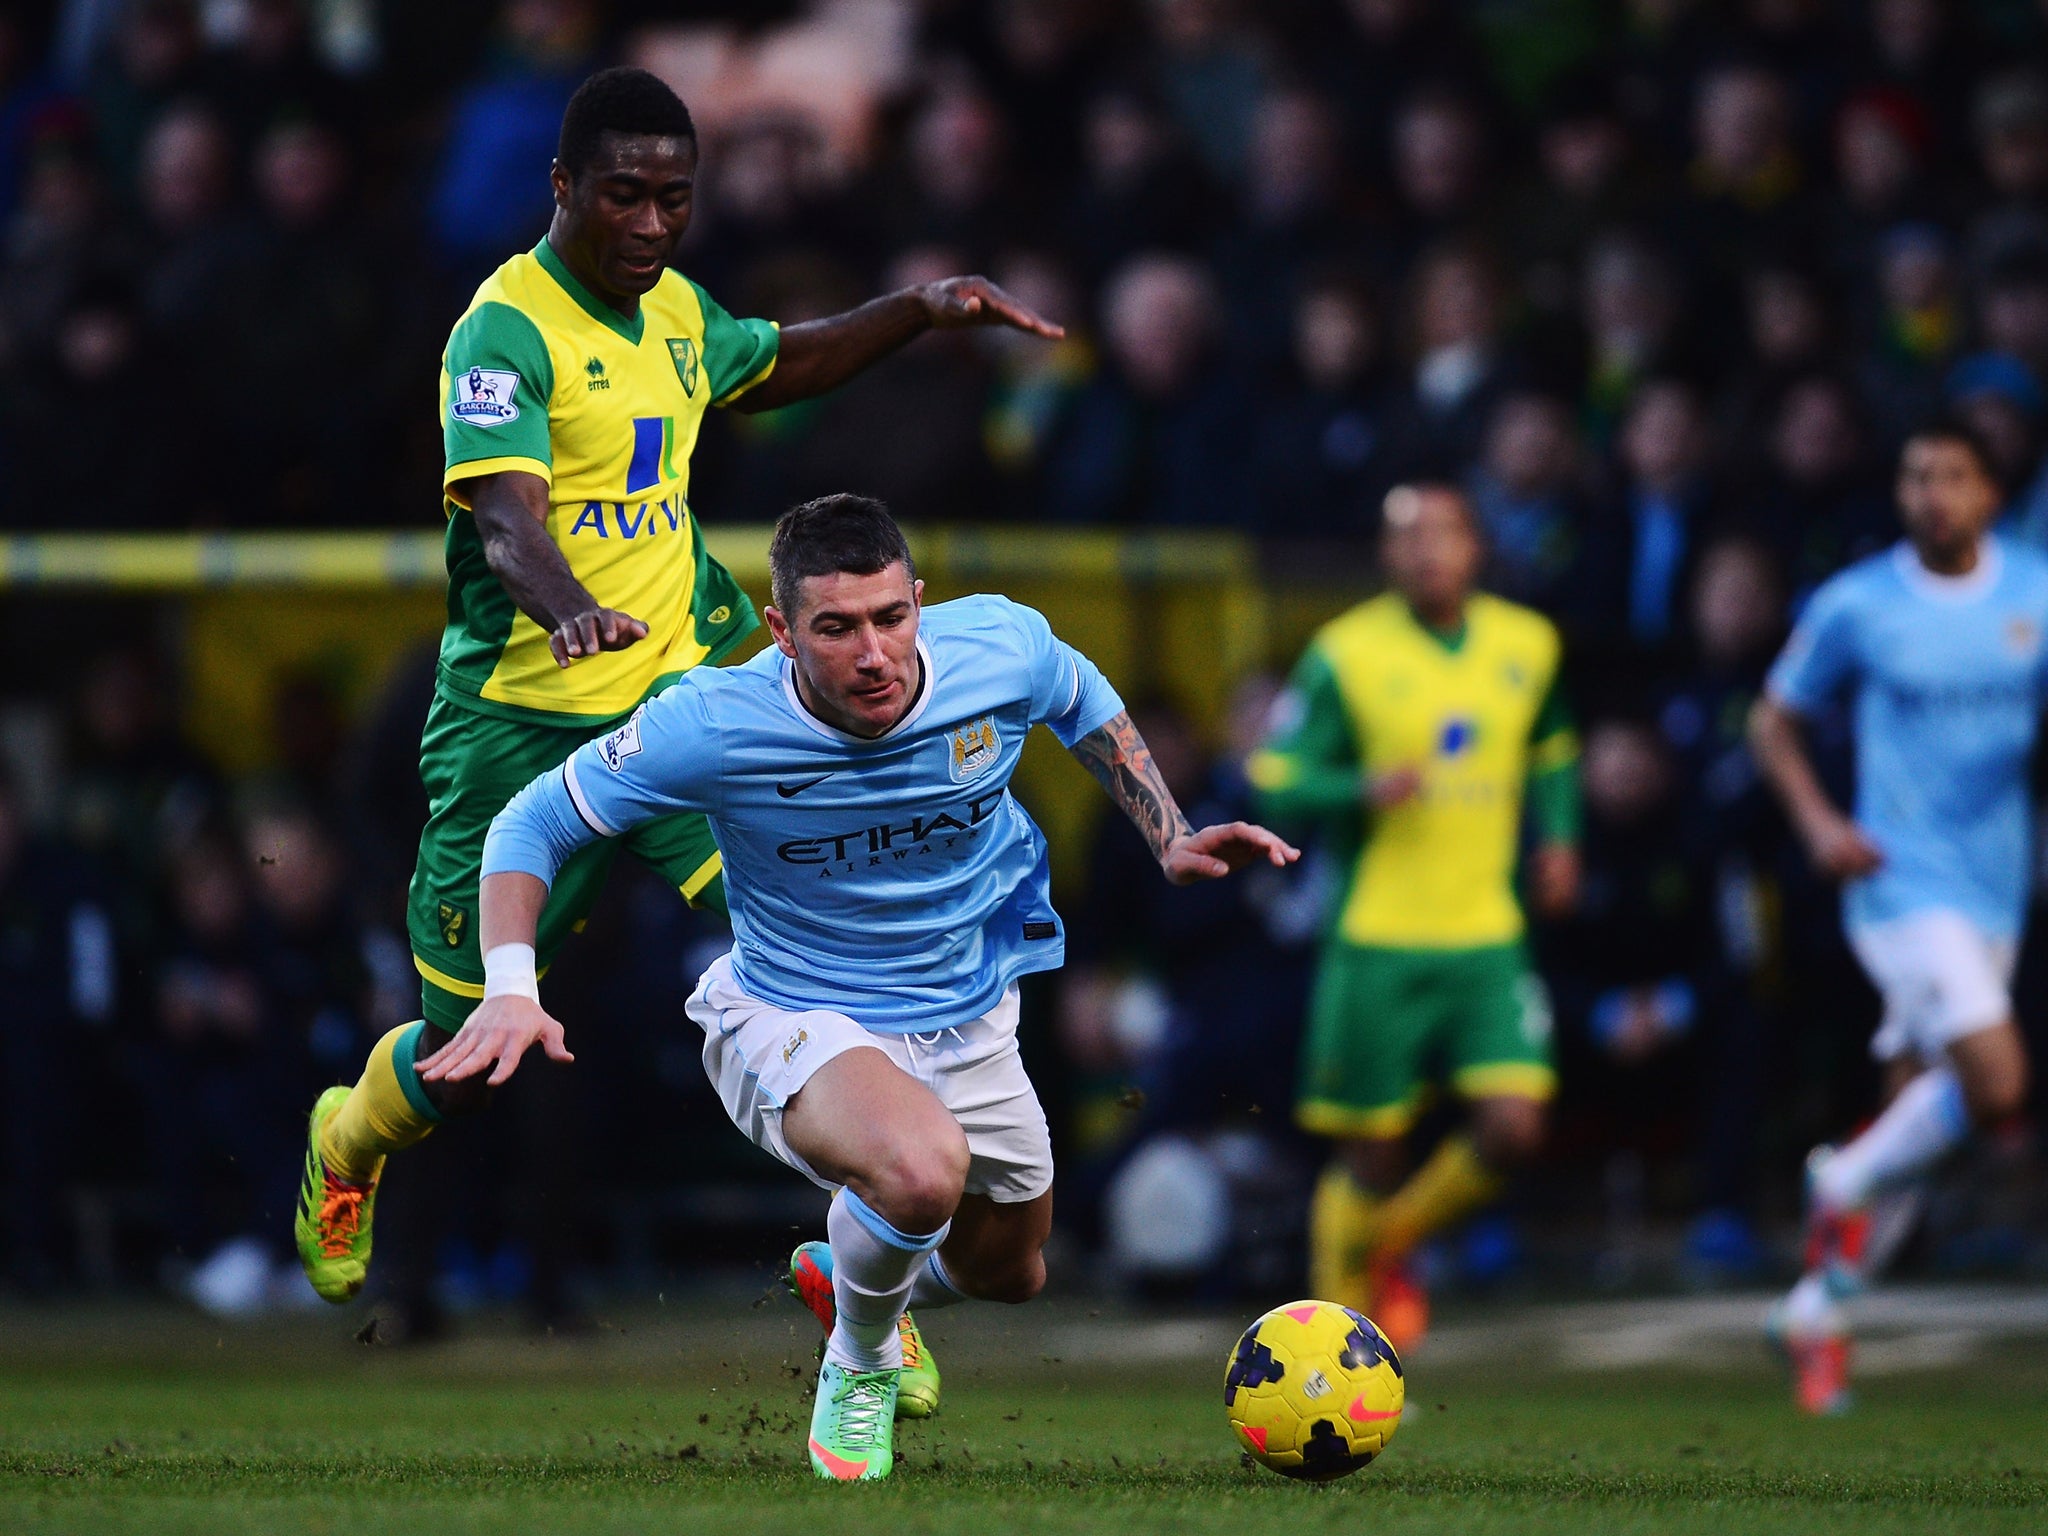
[1401,597,1470,653]
[534,238,645,345]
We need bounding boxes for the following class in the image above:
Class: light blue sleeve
[481,764,598,887]
[482,682,725,889]
[566,681,725,832]
[1767,576,1862,717]
[1007,597,1124,746]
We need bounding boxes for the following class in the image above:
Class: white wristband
[481,942,539,1002]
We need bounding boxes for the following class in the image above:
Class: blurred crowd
[6,0,2048,1311]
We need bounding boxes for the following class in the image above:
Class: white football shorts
[1847,908,2016,1064]
[686,951,1054,1204]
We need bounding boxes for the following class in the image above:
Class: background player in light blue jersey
[1751,422,2048,1413]
[417,495,1297,1480]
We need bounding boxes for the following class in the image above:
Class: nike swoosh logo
[777,773,835,798]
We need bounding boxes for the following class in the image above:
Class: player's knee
[1473,1100,1545,1168]
[870,1126,970,1234]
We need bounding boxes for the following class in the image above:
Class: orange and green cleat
[294,1086,382,1303]
[808,1359,898,1481]
[1364,1254,1431,1357]
[790,1240,942,1419]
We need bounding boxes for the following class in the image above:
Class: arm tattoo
[1070,710,1195,865]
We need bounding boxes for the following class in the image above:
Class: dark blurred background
[3,0,2047,1327]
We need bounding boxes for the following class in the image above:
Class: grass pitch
[3,1291,2046,1534]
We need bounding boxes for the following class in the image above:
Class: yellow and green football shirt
[1249,592,1580,949]
[437,239,779,723]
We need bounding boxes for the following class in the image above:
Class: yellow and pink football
[1224,1299,1405,1480]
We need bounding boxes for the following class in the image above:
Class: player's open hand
[919,276,1065,339]
[1805,812,1884,882]
[416,997,575,1087]
[550,606,649,667]
[1161,822,1300,885]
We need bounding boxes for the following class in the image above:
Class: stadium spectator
[1387,85,1491,256]
[205,0,356,153]
[1211,85,1359,368]
[83,0,205,193]
[139,826,303,1312]
[1046,252,1254,525]
[0,124,104,364]
[1578,231,1686,433]
[1543,716,1718,1258]
[1464,391,1590,616]
[428,0,600,277]
[982,248,1098,515]
[1751,373,1891,591]
[1142,0,1270,184]
[1400,240,1513,464]
[1253,268,1400,536]
[0,767,119,1292]
[1511,74,1642,322]
[1578,378,1723,655]
[1060,83,1211,285]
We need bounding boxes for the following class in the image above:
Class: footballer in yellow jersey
[1251,484,1582,1347]
[296,67,1063,1316]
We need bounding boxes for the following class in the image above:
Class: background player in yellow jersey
[1251,483,1582,1349]
[296,67,1061,1309]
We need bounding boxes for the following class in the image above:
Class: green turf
[3,1299,2046,1534]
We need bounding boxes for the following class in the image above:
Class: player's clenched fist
[550,605,649,667]
[417,996,576,1086]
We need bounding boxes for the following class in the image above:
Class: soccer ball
[1224,1299,1405,1480]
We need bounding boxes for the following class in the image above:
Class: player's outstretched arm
[465,470,649,667]
[1748,694,1883,880]
[1069,710,1300,886]
[730,276,1063,413]
[416,871,575,1087]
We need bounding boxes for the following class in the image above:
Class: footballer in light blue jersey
[436,496,1297,1480]
[483,590,1123,1030]
[1754,424,2045,1420]
[1768,534,2048,940]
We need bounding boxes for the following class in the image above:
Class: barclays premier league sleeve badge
[597,708,645,772]
[450,366,522,427]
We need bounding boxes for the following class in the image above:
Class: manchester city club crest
[947,714,1001,784]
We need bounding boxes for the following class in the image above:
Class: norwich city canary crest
[437,902,467,948]
[667,337,699,397]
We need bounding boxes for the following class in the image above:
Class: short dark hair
[1906,414,2003,485]
[769,494,916,615]
[557,67,696,177]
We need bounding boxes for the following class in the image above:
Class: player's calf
[1470,1096,1546,1170]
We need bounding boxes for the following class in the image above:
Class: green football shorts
[407,691,724,1034]
[1296,940,1555,1139]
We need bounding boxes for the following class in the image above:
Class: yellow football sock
[1309,1162,1381,1307]
[1371,1134,1502,1261]
[319,1022,443,1184]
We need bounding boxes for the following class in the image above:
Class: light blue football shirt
[1768,537,2048,938]
[483,594,1125,1031]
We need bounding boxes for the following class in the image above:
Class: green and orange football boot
[790,1240,942,1419]
[294,1085,382,1303]
[807,1358,899,1481]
